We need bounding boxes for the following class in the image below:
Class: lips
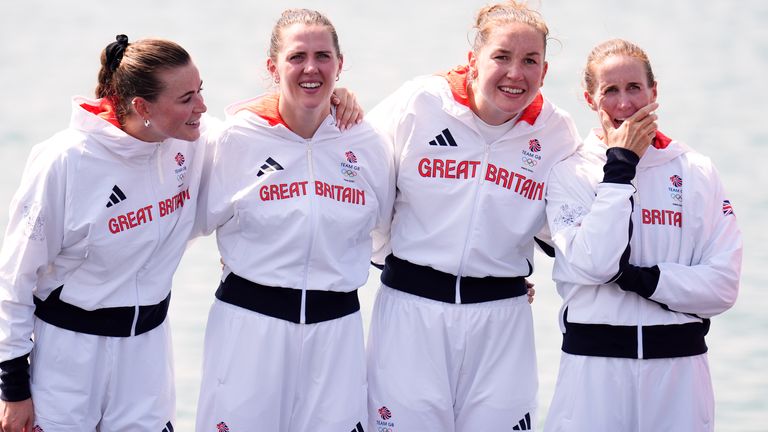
[299,82,322,89]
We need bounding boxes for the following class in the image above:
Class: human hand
[1,398,34,432]
[600,102,658,158]
[331,88,364,131]
[525,280,535,304]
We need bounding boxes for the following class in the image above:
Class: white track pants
[29,319,175,432]
[367,285,538,432]
[195,299,367,432]
[544,352,714,431]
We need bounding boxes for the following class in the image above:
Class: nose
[506,63,524,80]
[304,59,319,74]
[194,93,207,113]
[616,92,633,110]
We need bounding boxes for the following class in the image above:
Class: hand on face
[599,102,658,158]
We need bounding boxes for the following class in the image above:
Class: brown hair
[268,8,342,62]
[472,1,549,53]
[583,38,655,96]
[96,35,191,125]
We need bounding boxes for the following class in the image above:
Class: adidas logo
[257,157,284,177]
[349,421,364,432]
[161,421,174,432]
[512,412,532,430]
[429,128,458,147]
[106,185,127,208]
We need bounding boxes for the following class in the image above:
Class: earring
[335,76,340,82]
[144,119,151,128]
[274,75,280,84]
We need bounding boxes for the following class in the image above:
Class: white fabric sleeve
[0,143,67,362]
[369,131,396,265]
[547,155,637,285]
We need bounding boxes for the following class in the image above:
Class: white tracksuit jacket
[546,129,742,359]
[202,94,395,304]
[0,97,213,400]
[369,66,580,282]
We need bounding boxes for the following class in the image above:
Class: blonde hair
[472,1,549,53]
[583,38,655,96]
[268,8,342,61]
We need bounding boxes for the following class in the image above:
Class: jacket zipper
[300,141,318,324]
[631,178,644,359]
[131,144,164,336]
[454,142,491,303]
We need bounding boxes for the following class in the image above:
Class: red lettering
[108,218,120,234]
[418,158,432,177]
[444,159,456,179]
[279,183,289,199]
[512,173,526,192]
[260,185,269,201]
[118,215,130,232]
[433,159,445,178]
[127,211,138,228]
[497,166,510,188]
[674,211,682,227]
[468,161,481,178]
[485,163,497,182]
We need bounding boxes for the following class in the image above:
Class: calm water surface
[1,1,766,430]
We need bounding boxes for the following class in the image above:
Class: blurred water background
[1,1,766,430]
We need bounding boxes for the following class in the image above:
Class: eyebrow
[494,48,542,57]
[177,80,203,100]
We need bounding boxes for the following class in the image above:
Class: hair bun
[106,34,130,72]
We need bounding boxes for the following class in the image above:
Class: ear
[336,54,344,80]
[651,81,658,103]
[540,61,549,87]
[267,58,278,81]
[131,97,151,118]
[584,91,598,112]
[468,51,477,78]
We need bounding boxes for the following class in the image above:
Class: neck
[279,100,330,139]
[122,115,162,143]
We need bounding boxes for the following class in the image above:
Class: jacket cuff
[603,148,640,184]
[615,264,660,298]
[0,354,31,402]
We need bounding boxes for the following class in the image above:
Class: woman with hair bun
[365,1,580,430]
[0,35,208,431]
[544,38,742,431]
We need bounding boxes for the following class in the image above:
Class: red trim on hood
[237,93,288,128]
[80,98,121,128]
[440,65,543,125]
[653,131,672,149]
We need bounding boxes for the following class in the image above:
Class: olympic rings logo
[522,157,538,167]
[670,193,682,202]
[341,168,358,177]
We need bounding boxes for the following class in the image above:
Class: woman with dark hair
[0,35,208,431]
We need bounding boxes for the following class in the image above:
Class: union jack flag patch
[722,200,734,216]
[670,174,683,187]
[345,150,358,164]
[175,152,185,166]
